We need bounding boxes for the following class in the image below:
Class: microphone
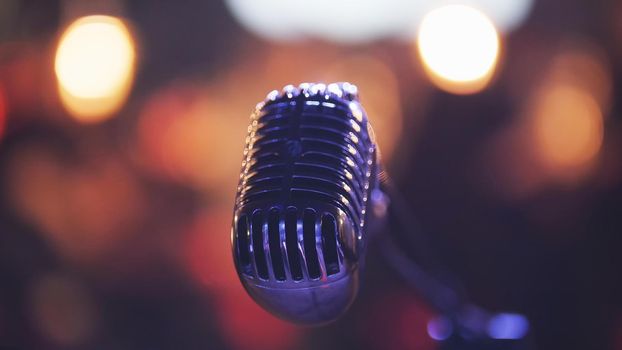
[231,82,382,325]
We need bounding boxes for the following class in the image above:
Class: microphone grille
[233,82,376,283]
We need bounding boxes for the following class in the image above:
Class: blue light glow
[487,313,529,340]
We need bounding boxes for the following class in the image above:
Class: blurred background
[0,0,621,349]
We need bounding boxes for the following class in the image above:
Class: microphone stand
[375,179,533,350]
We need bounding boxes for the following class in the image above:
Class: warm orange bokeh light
[137,46,405,193]
[532,84,604,172]
[4,145,145,264]
[136,83,249,194]
[482,42,611,199]
[417,5,500,94]
[548,45,613,114]
[55,15,136,123]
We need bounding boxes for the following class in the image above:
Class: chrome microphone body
[231,82,381,325]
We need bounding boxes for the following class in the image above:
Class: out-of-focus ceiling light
[225,0,533,43]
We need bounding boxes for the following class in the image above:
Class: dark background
[0,0,621,349]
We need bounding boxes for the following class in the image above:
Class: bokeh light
[526,44,609,183]
[184,208,239,291]
[547,45,613,114]
[481,43,611,198]
[136,48,406,194]
[360,291,437,350]
[427,316,453,341]
[223,0,302,41]
[531,84,604,174]
[136,82,249,195]
[134,45,329,193]
[4,143,145,264]
[486,313,530,340]
[225,0,420,43]
[225,0,532,43]
[55,15,136,123]
[0,1,619,349]
[217,287,303,350]
[467,0,534,33]
[417,4,500,94]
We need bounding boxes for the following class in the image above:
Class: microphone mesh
[233,83,376,282]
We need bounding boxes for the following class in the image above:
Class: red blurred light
[0,84,7,140]
[183,208,238,290]
[182,208,303,350]
[217,287,303,350]
[615,315,622,350]
[360,291,438,350]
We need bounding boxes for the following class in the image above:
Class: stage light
[225,0,407,43]
[291,0,412,43]
[225,0,532,43]
[417,4,500,94]
[224,0,303,41]
[55,15,136,123]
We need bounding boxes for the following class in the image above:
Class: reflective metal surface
[232,82,379,325]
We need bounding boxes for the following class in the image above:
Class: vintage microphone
[231,82,532,346]
[231,82,383,325]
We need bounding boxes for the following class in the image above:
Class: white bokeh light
[225,0,532,43]
[417,4,500,93]
[55,15,136,122]
[55,15,135,99]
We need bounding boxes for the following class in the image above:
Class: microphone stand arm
[373,178,532,349]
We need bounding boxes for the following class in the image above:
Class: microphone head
[231,82,379,325]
